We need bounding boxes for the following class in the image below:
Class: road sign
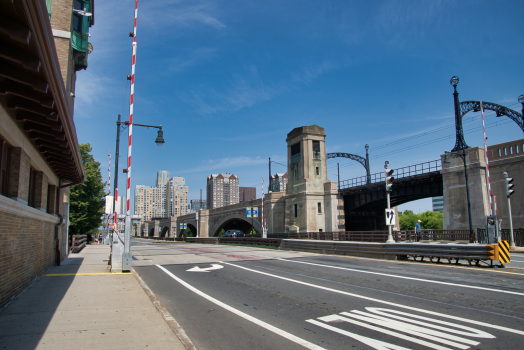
[385,209,395,226]
[253,207,258,218]
[246,208,252,218]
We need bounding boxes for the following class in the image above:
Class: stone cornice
[0,195,59,224]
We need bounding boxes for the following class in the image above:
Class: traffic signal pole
[504,172,516,248]
[385,161,395,243]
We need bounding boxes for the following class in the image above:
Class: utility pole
[337,163,340,190]
[269,157,271,192]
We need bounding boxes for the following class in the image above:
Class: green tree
[69,144,106,235]
[399,210,418,230]
[398,210,443,230]
[182,228,193,238]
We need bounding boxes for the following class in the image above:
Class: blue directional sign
[246,208,252,218]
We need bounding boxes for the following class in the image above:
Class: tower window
[294,204,298,218]
[317,202,321,214]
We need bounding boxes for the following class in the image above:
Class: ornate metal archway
[450,76,524,151]
[327,145,371,184]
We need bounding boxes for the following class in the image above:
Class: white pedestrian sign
[385,209,395,226]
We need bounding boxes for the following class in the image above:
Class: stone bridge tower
[284,125,344,232]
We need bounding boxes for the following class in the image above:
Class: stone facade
[441,138,524,230]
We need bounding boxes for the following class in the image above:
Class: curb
[132,268,196,350]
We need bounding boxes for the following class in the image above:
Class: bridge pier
[442,139,524,230]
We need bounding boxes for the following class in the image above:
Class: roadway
[132,239,524,350]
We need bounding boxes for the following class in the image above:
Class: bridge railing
[339,159,442,190]
[477,228,524,245]
[285,230,472,242]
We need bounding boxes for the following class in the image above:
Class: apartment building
[270,173,288,193]
[207,173,239,209]
[0,0,94,308]
[165,176,188,217]
[134,172,188,222]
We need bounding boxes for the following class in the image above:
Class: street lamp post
[111,115,165,272]
[444,150,474,241]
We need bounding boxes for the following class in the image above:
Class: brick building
[207,173,239,209]
[239,186,256,202]
[0,0,94,308]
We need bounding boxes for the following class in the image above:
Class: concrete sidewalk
[0,244,190,350]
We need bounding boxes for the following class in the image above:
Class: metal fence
[339,159,442,190]
[284,230,472,243]
[477,228,524,245]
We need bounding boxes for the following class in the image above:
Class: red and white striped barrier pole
[122,0,138,271]
[108,151,111,196]
[480,102,493,216]
[261,177,265,238]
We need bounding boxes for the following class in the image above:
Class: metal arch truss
[453,100,524,151]
[327,153,371,184]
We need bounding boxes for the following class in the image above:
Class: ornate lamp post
[111,115,164,272]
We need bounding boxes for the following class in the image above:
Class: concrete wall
[442,138,524,230]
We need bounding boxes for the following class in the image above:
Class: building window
[313,141,321,159]
[0,138,11,196]
[317,202,321,214]
[28,167,37,207]
[291,143,301,164]
[294,204,298,218]
[316,167,319,176]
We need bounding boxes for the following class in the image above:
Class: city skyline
[74,1,524,215]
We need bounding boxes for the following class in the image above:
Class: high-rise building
[134,173,188,222]
[239,187,256,202]
[270,173,288,193]
[432,196,443,212]
[105,196,125,215]
[166,177,188,217]
[207,174,239,209]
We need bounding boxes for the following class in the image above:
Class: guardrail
[219,237,282,247]
[71,235,87,253]
[280,240,492,264]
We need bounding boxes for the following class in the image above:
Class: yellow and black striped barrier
[486,240,510,264]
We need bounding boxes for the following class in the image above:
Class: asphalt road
[132,239,524,350]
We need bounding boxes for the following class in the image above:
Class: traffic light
[505,176,514,197]
[385,169,394,192]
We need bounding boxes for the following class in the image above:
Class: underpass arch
[148,227,155,237]
[210,213,262,237]
[160,226,170,238]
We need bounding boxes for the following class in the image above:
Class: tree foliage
[399,210,443,230]
[69,144,106,235]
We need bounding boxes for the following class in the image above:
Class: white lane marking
[186,264,223,272]
[277,258,524,296]
[222,261,524,336]
[306,319,412,350]
[156,265,326,350]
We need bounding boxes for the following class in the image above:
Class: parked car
[222,230,244,238]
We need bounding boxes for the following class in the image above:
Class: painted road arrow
[186,264,224,272]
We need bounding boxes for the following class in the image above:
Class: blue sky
[74,0,524,214]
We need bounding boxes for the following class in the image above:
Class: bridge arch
[327,145,371,184]
[160,226,170,238]
[148,227,155,237]
[452,96,523,151]
[210,213,262,237]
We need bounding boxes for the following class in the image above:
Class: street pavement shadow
[0,256,83,349]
